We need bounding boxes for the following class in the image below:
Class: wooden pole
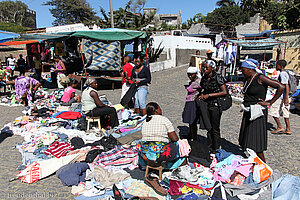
[78,40,87,93]
[144,41,148,67]
[109,0,114,28]
[284,42,287,59]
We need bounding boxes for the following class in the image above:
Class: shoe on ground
[144,176,167,196]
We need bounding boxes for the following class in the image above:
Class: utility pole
[109,0,114,28]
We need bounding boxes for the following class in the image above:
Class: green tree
[0,1,35,28]
[240,0,269,16]
[0,22,28,33]
[205,5,250,36]
[216,0,237,7]
[241,0,300,30]
[99,0,153,30]
[43,0,99,26]
[128,0,147,13]
[184,13,206,29]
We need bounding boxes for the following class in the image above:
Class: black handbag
[218,89,232,111]
[215,74,232,111]
[120,83,137,108]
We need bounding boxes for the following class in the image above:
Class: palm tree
[216,0,236,7]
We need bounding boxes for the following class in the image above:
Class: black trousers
[207,105,222,153]
[86,106,119,128]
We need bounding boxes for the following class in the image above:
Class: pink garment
[177,139,191,157]
[56,61,63,74]
[24,123,36,131]
[235,163,253,177]
[213,171,226,182]
[61,86,75,102]
[120,127,135,133]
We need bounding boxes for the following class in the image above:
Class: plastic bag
[247,148,273,183]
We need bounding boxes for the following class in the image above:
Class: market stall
[20,28,148,90]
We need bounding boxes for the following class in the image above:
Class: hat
[84,77,96,86]
[206,50,213,54]
[241,58,259,70]
[187,66,201,79]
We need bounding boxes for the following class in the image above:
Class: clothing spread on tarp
[1,84,296,200]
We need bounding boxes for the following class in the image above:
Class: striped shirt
[44,141,73,158]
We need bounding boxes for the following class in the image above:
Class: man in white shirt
[269,60,292,135]
[6,54,16,76]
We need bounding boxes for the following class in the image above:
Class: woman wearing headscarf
[182,66,201,140]
[14,75,42,105]
[239,59,284,162]
[81,78,119,128]
[199,60,227,153]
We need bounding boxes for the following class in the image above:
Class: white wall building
[150,34,216,72]
[152,35,214,50]
[46,23,100,33]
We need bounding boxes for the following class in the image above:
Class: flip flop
[284,131,292,135]
[271,129,284,134]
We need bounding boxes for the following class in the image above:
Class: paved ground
[0,66,299,199]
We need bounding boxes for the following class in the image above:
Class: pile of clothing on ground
[0,91,23,106]
[226,82,244,103]
[2,89,299,200]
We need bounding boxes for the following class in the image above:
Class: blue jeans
[134,86,148,109]
[272,174,300,200]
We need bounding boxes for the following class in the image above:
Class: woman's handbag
[218,86,232,111]
[120,84,137,108]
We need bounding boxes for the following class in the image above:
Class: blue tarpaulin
[228,38,281,50]
[0,30,19,43]
[241,30,279,38]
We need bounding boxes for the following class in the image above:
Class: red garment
[55,111,81,119]
[122,63,134,84]
[168,180,184,195]
[44,141,73,158]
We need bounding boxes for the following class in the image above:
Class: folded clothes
[55,111,82,120]
[57,162,90,186]
[86,165,130,188]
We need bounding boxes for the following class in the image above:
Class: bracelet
[208,94,210,97]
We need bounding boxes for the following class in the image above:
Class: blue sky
[6,0,220,28]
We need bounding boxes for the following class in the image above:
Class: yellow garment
[126,180,164,199]
[181,185,204,195]
[181,185,210,196]
[35,59,41,70]
[55,42,66,56]
[113,104,124,111]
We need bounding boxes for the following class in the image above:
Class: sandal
[271,128,284,134]
[284,131,292,135]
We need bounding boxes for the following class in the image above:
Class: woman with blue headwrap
[239,58,284,162]
[199,60,227,153]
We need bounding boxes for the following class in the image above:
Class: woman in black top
[239,59,284,162]
[131,56,151,116]
[199,60,227,153]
